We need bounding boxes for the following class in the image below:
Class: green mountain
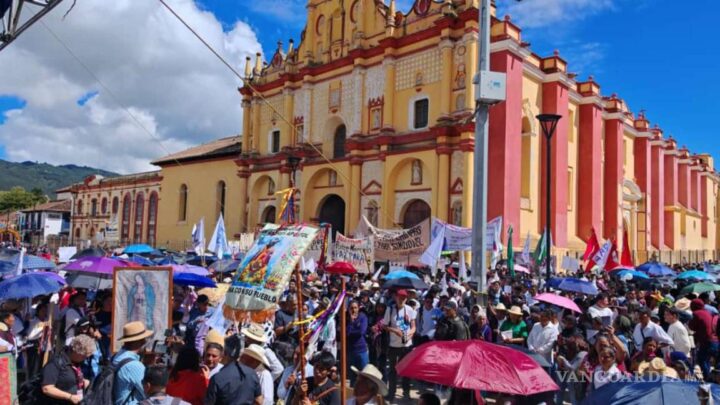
[0,160,118,197]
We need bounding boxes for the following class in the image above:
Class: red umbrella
[325,261,356,275]
[396,340,558,396]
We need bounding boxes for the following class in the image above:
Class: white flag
[191,217,205,256]
[15,247,25,276]
[419,224,445,267]
[521,232,531,265]
[459,252,468,282]
[207,214,228,259]
[592,240,612,270]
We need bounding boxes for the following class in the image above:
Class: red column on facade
[664,141,679,249]
[650,132,665,249]
[633,114,652,251]
[603,96,624,242]
[539,52,570,248]
[576,79,603,241]
[678,148,691,208]
[701,170,709,237]
[488,47,524,243]
[691,161,700,212]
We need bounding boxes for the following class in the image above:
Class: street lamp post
[287,154,301,189]
[536,114,561,291]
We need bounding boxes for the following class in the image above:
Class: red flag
[604,238,621,271]
[621,228,634,267]
[582,228,601,272]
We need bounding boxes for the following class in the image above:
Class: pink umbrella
[514,264,530,274]
[533,292,582,313]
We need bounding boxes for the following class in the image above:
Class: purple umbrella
[62,256,136,275]
[171,264,209,277]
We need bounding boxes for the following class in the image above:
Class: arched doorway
[262,206,276,224]
[318,194,345,239]
[402,199,431,228]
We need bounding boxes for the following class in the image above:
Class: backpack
[18,354,68,404]
[83,356,137,405]
[57,307,80,347]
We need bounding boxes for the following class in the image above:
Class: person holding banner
[382,290,416,402]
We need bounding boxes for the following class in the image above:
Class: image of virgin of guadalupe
[237,239,278,286]
[127,273,158,330]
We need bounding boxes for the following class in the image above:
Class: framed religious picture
[112,267,173,353]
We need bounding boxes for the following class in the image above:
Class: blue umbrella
[154,256,179,265]
[209,259,243,274]
[677,270,715,281]
[548,277,599,295]
[0,253,56,272]
[617,270,650,280]
[637,261,675,277]
[583,380,720,405]
[381,277,429,290]
[173,272,216,288]
[0,272,61,300]
[384,270,420,280]
[123,244,157,254]
[128,255,154,266]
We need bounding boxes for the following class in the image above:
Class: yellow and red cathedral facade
[149,0,720,262]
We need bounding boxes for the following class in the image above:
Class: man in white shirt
[383,289,416,401]
[588,293,614,323]
[665,307,692,357]
[528,310,559,362]
[416,295,442,344]
[633,307,674,348]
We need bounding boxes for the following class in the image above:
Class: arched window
[179,184,188,221]
[262,206,276,224]
[77,199,83,214]
[121,194,131,242]
[112,197,119,214]
[101,197,108,214]
[134,193,144,243]
[216,181,226,218]
[147,192,158,246]
[333,124,346,159]
[90,199,98,216]
[74,227,80,239]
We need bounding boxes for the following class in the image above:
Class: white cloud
[247,0,306,27]
[560,41,606,76]
[498,0,615,29]
[0,0,262,173]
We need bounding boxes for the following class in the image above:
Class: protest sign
[303,224,331,265]
[361,217,430,263]
[225,224,319,315]
[58,246,77,263]
[333,233,374,273]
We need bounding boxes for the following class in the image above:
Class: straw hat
[637,357,679,379]
[241,323,267,344]
[205,329,225,349]
[242,344,269,368]
[117,321,153,343]
[674,297,691,312]
[507,306,523,316]
[495,303,507,311]
[351,364,388,396]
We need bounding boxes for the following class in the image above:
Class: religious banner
[333,233,374,274]
[225,224,319,318]
[105,214,119,244]
[0,352,16,404]
[359,216,430,263]
[112,267,172,353]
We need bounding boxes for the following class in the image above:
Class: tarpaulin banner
[333,233,374,274]
[304,224,331,265]
[226,224,318,312]
[358,216,430,263]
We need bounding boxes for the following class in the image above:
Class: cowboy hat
[241,344,269,368]
[674,297,691,312]
[637,357,679,379]
[507,306,523,316]
[495,303,507,311]
[205,329,225,349]
[117,321,154,343]
[351,364,388,396]
[241,323,267,344]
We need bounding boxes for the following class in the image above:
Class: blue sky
[1,0,718,169]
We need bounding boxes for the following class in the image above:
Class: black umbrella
[70,247,106,260]
[381,277,430,290]
[64,272,112,290]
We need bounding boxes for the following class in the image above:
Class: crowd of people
[2,239,720,404]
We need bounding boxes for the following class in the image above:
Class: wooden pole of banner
[294,263,306,383]
[42,302,54,366]
[340,276,347,405]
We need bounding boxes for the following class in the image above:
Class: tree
[0,187,37,212]
[29,187,48,205]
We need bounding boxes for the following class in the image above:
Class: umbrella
[62,256,134,275]
[637,261,675,277]
[548,277,599,295]
[0,272,62,300]
[382,277,430,290]
[171,264,209,277]
[0,253,56,271]
[186,255,217,266]
[498,343,552,368]
[154,256,180,265]
[514,264,531,274]
[209,259,243,274]
[396,340,558,395]
[122,244,159,255]
[383,270,419,280]
[677,270,715,281]
[129,255,155,266]
[32,271,66,285]
[326,261,357,275]
[173,273,216,288]
[583,380,720,405]
[680,282,720,296]
[69,247,106,260]
[65,272,113,290]
[533,292,582,313]
[616,270,650,280]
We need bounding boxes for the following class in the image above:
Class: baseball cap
[396,289,408,297]
[444,300,458,311]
